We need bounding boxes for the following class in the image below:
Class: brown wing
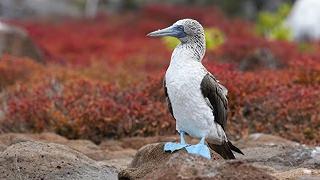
[163,78,175,119]
[201,73,245,159]
[200,73,228,130]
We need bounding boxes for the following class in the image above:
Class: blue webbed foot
[185,137,211,159]
[164,142,188,152]
[164,131,189,153]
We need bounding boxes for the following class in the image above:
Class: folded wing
[200,73,244,159]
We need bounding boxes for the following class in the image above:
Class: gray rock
[0,133,68,149]
[120,133,320,179]
[237,133,300,147]
[119,143,275,180]
[0,132,319,179]
[0,22,44,62]
[235,133,320,172]
[0,141,117,180]
[0,133,137,172]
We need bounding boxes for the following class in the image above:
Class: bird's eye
[176,26,184,31]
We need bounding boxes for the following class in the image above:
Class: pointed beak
[147,26,177,37]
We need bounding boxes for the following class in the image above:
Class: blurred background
[0,0,319,145]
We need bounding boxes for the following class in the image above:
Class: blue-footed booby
[147,19,244,159]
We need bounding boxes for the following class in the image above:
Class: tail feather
[228,141,244,155]
[209,141,235,159]
[208,141,244,160]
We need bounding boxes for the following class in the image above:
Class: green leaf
[205,27,225,50]
[162,37,180,49]
[256,3,293,41]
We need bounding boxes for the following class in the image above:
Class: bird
[147,19,244,159]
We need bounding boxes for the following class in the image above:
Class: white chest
[165,60,215,138]
[165,61,205,102]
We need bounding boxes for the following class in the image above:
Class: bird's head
[147,19,205,44]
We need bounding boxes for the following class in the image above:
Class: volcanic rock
[0,141,117,180]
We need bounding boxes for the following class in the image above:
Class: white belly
[166,61,218,139]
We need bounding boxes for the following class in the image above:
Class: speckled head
[147,19,205,43]
[148,19,206,61]
[174,19,204,37]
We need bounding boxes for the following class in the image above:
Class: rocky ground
[0,133,319,180]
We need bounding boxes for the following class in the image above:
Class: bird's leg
[185,137,211,159]
[164,131,189,152]
[179,131,186,144]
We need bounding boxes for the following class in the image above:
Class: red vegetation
[1,5,320,144]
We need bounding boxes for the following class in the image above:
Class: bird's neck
[171,35,206,66]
